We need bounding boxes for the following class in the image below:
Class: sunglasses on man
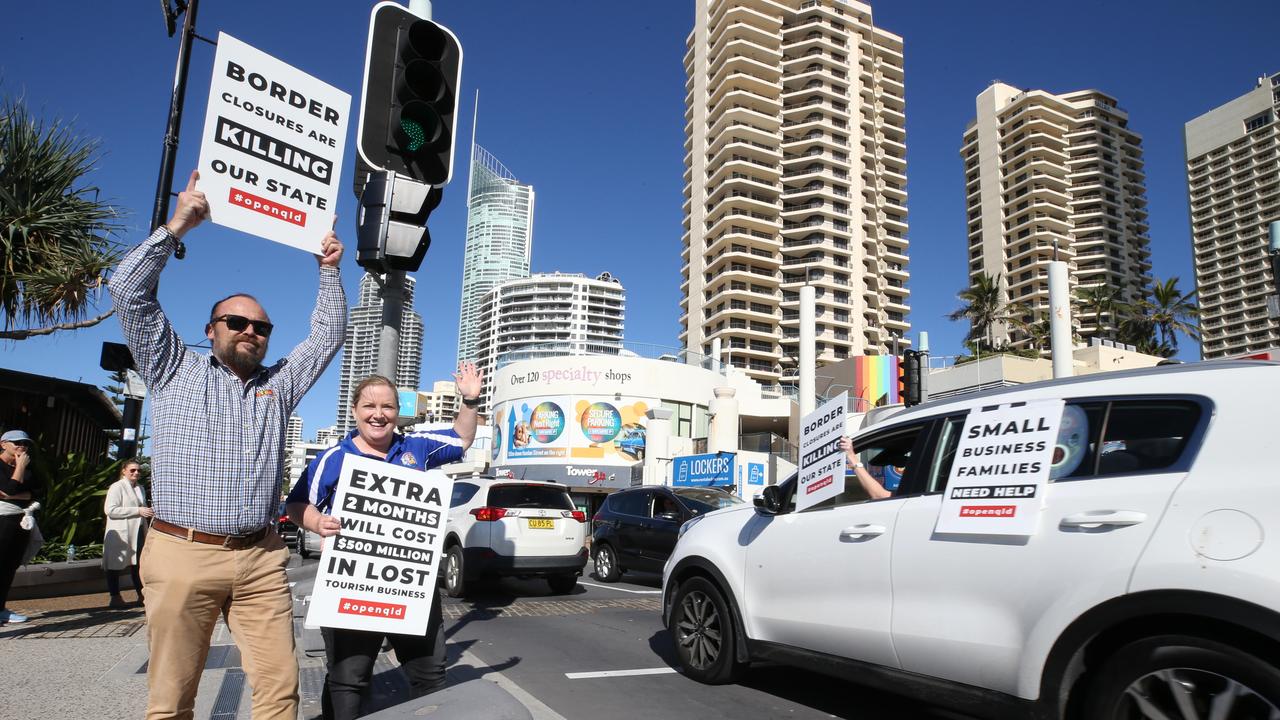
[213,314,274,337]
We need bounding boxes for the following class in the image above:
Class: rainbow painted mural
[851,355,900,410]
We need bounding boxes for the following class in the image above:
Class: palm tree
[1075,285,1128,340]
[0,96,124,340]
[1147,277,1199,350]
[948,273,1016,352]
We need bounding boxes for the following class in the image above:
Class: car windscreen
[674,488,744,514]
[487,484,574,510]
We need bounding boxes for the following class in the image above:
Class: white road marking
[457,647,569,720]
[578,581,661,595]
[565,667,680,680]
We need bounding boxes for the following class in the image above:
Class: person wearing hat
[0,429,36,624]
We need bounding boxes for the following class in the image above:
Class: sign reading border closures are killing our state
[197,33,351,254]
[796,392,848,512]
[936,398,1064,536]
[305,454,450,634]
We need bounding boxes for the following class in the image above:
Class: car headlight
[678,514,705,540]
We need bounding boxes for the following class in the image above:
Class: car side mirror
[754,485,783,515]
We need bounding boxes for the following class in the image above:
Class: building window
[1245,112,1272,133]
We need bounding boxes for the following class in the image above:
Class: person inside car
[839,436,892,500]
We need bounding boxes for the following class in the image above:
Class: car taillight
[562,510,587,523]
[470,507,509,522]
[591,510,602,523]
[279,515,290,524]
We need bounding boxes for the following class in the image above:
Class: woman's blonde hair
[350,375,399,408]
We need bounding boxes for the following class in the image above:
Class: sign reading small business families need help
[197,33,351,254]
[935,399,1064,536]
[305,454,449,634]
[796,392,848,512]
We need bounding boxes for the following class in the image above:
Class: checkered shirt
[108,227,346,534]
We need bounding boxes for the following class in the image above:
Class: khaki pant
[141,528,298,720]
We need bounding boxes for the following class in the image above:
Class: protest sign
[935,399,1064,535]
[796,392,848,511]
[305,454,449,634]
[197,33,351,254]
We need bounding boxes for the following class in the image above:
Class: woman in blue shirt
[287,366,481,719]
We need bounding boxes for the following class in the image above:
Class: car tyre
[443,545,467,598]
[594,543,622,582]
[669,576,743,684]
[1082,634,1280,719]
[547,573,578,595]
[297,528,311,559]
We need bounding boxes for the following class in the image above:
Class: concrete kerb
[11,559,133,600]
[361,678,534,720]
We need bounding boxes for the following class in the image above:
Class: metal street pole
[377,270,405,380]
[151,0,201,260]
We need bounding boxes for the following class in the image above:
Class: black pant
[321,590,446,720]
[0,514,31,612]
[106,524,145,597]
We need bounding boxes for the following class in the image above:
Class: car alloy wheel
[669,577,741,684]
[594,544,620,582]
[1085,635,1280,720]
[443,546,466,598]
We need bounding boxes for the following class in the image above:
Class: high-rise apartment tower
[962,83,1152,350]
[1185,71,1280,359]
[335,273,423,433]
[456,144,535,365]
[681,0,911,385]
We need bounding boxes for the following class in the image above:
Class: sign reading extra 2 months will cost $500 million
[197,32,351,254]
[935,398,1064,536]
[305,454,449,634]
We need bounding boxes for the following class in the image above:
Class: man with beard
[109,170,346,720]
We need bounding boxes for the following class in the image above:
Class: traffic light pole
[377,270,405,380]
[151,0,201,260]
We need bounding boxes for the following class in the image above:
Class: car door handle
[1060,510,1147,528]
[839,524,886,540]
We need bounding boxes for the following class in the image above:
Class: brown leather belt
[151,519,270,549]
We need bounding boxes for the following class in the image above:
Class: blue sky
[3,0,1275,436]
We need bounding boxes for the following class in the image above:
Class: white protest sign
[305,454,449,634]
[197,33,351,254]
[935,399,1064,536]
[796,392,848,512]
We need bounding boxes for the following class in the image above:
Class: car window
[450,482,480,508]
[1095,400,1202,475]
[651,493,682,519]
[926,416,966,493]
[487,484,573,510]
[673,488,744,515]
[608,490,649,517]
[788,423,928,512]
[1050,402,1106,481]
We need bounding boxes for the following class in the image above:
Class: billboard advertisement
[672,453,735,487]
[493,396,650,466]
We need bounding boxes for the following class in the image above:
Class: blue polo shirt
[287,429,464,514]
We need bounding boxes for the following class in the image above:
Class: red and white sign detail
[796,393,848,512]
[935,399,1063,536]
[197,33,350,254]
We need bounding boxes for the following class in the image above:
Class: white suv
[664,361,1280,719]
[443,478,588,597]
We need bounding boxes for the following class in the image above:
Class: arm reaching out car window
[840,436,892,500]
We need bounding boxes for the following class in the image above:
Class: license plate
[528,518,555,530]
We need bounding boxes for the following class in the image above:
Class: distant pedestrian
[103,460,153,608]
[108,170,347,720]
[286,367,482,719]
[0,429,37,625]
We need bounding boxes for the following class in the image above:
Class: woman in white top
[103,461,153,608]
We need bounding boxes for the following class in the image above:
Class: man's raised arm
[277,230,347,409]
[107,170,208,389]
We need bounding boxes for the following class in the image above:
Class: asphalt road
[289,557,975,720]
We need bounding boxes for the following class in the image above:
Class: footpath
[0,555,535,720]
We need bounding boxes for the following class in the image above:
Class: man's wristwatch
[852,462,865,469]
[461,396,481,408]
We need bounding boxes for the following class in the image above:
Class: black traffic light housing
[357,2,463,186]
[356,171,443,273]
[899,350,924,407]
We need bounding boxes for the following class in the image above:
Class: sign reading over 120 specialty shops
[796,392,848,512]
[305,454,448,634]
[197,33,351,254]
[935,398,1064,536]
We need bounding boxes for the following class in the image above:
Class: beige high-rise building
[681,0,910,386]
[962,83,1152,350]
[417,380,461,424]
[1185,71,1280,359]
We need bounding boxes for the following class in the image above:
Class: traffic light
[357,2,463,186]
[899,350,923,407]
[356,171,442,273]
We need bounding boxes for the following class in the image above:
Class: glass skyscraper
[456,144,535,365]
